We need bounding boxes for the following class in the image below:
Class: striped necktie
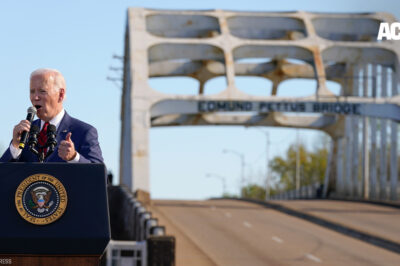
[38,122,49,155]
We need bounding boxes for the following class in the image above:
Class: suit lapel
[32,119,41,128]
[56,112,71,143]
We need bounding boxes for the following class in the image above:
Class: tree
[241,184,266,200]
[269,143,328,191]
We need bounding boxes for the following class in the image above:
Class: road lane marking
[243,221,252,228]
[225,212,232,218]
[305,254,321,263]
[272,236,283,244]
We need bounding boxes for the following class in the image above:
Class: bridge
[150,199,400,265]
[104,8,400,266]
[107,187,400,265]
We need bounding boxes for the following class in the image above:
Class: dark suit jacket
[0,112,103,163]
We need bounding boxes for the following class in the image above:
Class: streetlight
[206,173,227,196]
[296,129,300,190]
[250,127,270,200]
[223,149,245,197]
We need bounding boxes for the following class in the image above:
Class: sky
[0,0,399,200]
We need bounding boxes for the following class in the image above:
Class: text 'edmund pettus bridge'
[198,101,362,115]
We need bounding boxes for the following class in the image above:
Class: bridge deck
[149,199,400,266]
[272,200,400,246]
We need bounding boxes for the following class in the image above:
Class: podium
[0,163,110,266]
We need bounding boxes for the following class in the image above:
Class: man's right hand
[12,120,31,148]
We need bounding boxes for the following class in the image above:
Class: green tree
[269,143,328,191]
[222,192,238,198]
[241,184,266,200]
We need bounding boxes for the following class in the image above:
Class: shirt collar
[40,109,65,130]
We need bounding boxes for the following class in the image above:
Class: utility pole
[223,149,245,197]
[250,127,271,200]
[296,129,300,190]
[265,132,270,200]
[107,54,123,89]
[206,173,227,196]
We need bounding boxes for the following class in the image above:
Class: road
[273,200,400,245]
[149,199,400,266]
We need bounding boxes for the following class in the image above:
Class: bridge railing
[106,240,147,266]
[270,182,400,201]
[270,183,322,200]
[104,185,175,266]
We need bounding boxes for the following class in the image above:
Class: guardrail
[270,182,400,201]
[104,185,175,266]
[271,183,322,200]
[106,240,147,266]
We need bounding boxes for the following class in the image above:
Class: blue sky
[1,0,399,199]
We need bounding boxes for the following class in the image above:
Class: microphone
[45,124,57,158]
[19,106,37,149]
[28,125,39,155]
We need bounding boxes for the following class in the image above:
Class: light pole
[296,129,300,190]
[251,127,271,200]
[223,149,245,197]
[206,173,227,196]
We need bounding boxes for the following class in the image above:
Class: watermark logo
[0,259,11,265]
[377,22,400,40]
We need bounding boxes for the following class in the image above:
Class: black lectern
[0,163,110,266]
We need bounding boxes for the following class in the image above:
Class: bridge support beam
[390,66,399,200]
[362,65,370,199]
[344,117,353,197]
[336,138,344,195]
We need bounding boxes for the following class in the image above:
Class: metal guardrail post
[139,212,152,241]
[150,226,166,236]
[135,207,146,240]
[145,218,158,239]
[147,236,175,266]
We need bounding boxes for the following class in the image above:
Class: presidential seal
[15,174,67,225]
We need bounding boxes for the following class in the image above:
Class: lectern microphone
[28,125,40,155]
[45,124,57,158]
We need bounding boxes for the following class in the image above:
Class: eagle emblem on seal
[30,186,54,213]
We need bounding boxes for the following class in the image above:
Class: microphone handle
[19,112,35,149]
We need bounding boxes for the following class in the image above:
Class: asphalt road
[150,199,400,266]
[273,200,400,245]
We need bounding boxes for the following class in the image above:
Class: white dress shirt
[10,109,80,162]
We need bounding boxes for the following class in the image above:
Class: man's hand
[12,120,31,148]
[58,132,77,161]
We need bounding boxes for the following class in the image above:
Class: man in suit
[0,68,103,163]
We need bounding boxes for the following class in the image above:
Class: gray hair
[30,68,66,93]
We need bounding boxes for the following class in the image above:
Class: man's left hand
[58,132,77,161]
